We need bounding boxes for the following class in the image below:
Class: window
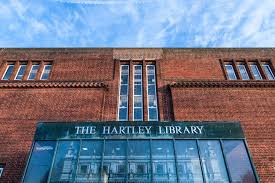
[40,64,52,80]
[118,65,129,121]
[224,64,237,80]
[250,64,262,80]
[2,64,14,80]
[28,64,40,80]
[147,65,158,121]
[237,64,250,80]
[262,64,275,80]
[133,65,143,121]
[15,64,27,80]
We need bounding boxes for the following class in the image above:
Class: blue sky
[0,0,274,47]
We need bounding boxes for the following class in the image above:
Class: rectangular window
[250,64,262,80]
[133,65,143,121]
[118,65,129,121]
[224,64,237,80]
[15,64,27,80]
[28,64,40,80]
[237,64,250,80]
[40,64,52,80]
[146,65,158,121]
[2,64,14,80]
[262,64,275,80]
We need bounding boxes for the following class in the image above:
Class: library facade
[0,48,274,182]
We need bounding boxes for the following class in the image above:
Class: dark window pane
[103,140,126,182]
[134,84,142,95]
[15,65,27,80]
[149,108,158,120]
[225,65,237,80]
[41,65,52,80]
[2,65,14,80]
[28,65,39,80]
[198,140,229,183]
[148,85,156,95]
[119,108,127,121]
[121,65,129,74]
[175,140,203,182]
[49,141,80,183]
[120,85,128,95]
[134,65,142,74]
[134,108,143,121]
[121,75,129,84]
[24,141,56,183]
[147,65,155,75]
[147,74,155,84]
[222,140,256,183]
[250,64,262,80]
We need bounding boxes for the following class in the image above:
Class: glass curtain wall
[26,139,257,183]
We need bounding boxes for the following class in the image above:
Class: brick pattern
[0,48,274,182]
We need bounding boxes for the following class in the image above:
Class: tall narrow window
[237,64,250,80]
[133,65,143,121]
[224,64,237,80]
[40,64,52,80]
[2,64,14,80]
[15,64,27,80]
[250,64,262,80]
[118,65,129,121]
[262,64,275,80]
[28,64,40,80]
[146,65,158,121]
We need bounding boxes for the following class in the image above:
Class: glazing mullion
[172,139,179,183]
[196,139,206,183]
[73,140,82,183]
[47,140,60,183]
[149,139,153,183]
[219,139,232,183]
[100,139,106,183]
[126,139,129,183]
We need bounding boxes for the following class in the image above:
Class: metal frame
[132,65,143,121]
[117,65,129,121]
[23,137,260,183]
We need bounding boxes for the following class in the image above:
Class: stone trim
[0,81,107,89]
[170,80,275,88]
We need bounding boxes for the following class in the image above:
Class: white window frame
[262,64,275,80]
[250,64,262,80]
[237,64,250,80]
[133,65,143,121]
[2,64,15,80]
[146,65,158,121]
[40,64,52,80]
[224,64,237,80]
[117,65,129,121]
[15,64,27,80]
[27,64,40,80]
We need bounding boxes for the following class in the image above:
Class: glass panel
[175,140,203,183]
[41,65,52,80]
[76,140,103,182]
[28,65,39,80]
[147,65,155,74]
[148,96,157,108]
[147,74,155,84]
[225,65,237,80]
[262,64,275,80]
[119,96,128,108]
[134,96,142,108]
[198,140,229,183]
[121,75,129,84]
[149,108,158,121]
[152,140,177,183]
[103,140,126,183]
[237,65,250,80]
[134,84,142,95]
[128,140,151,182]
[134,108,142,121]
[118,65,129,121]
[120,85,128,95]
[148,85,156,96]
[121,65,129,74]
[119,108,127,121]
[24,141,56,183]
[2,64,14,80]
[15,65,27,80]
[222,140,256,183]
[250,64,262,80]
[49,141,80,183]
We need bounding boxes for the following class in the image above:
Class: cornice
[0,81,107,89]
[169,80,275,88]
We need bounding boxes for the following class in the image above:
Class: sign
[34,121,244,140]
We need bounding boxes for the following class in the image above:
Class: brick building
[0,48,274,182]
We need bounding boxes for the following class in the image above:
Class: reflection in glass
[133,65,143,121]
[198,140,229,183]
[152,140,176,183]
[175,140,203,183]
[28,64,39,80]
[49,141,80,183]
[15,64,27,80]
[103,140,126,183]
[147,65,158,121]
[128,140,151,183]
[237,65,250,80]
[76,140,103,182]
[225,64,237,80]
[24,141,56,183]
[250,64,262,80]
[41,65,52,80]
[118,65,129,121]
[223,140,256,183]
[2,64,14,80]
[262,64,275,80]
